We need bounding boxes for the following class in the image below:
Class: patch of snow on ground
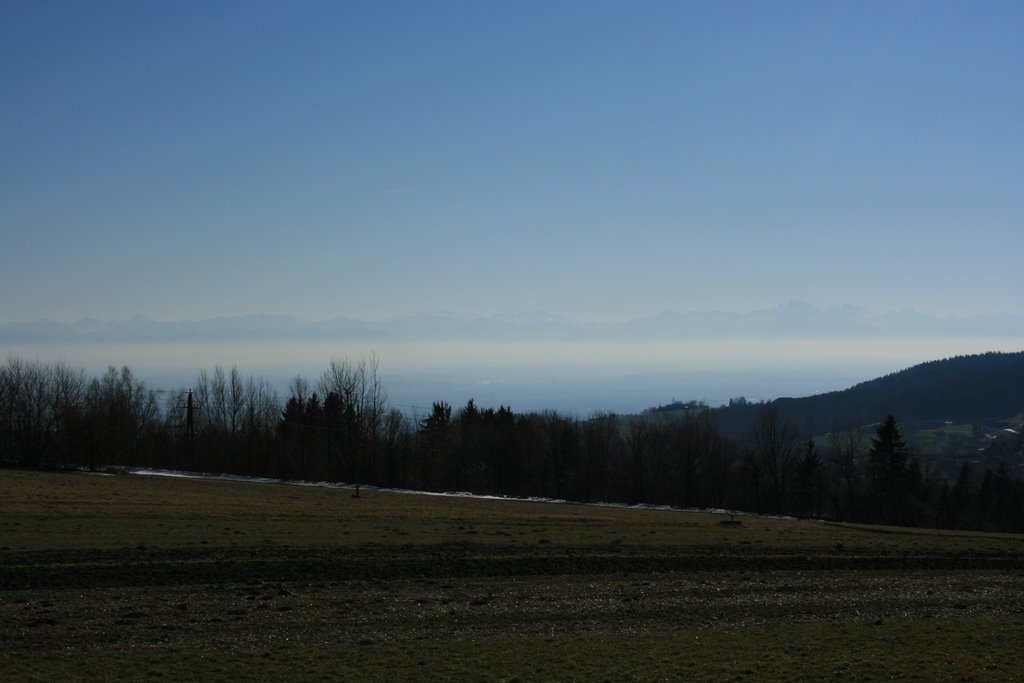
[126,467,794,520]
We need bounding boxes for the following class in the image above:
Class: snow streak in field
[126,467,794,520]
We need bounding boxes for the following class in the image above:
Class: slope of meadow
[2,469,1023,680]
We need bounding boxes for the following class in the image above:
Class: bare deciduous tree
[753,403,799,514]
[827,426,864,521]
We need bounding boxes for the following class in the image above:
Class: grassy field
[3,469,1024,681]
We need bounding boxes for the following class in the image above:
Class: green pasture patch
[300,618,1024,681]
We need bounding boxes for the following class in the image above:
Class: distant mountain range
[2,302,1022,343]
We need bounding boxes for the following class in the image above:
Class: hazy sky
[2,0,1022,324]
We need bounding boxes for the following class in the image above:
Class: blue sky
[2,0,1022,324]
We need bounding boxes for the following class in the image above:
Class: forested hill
[714,351,1024,437]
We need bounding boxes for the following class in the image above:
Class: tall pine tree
[868,415,912,525]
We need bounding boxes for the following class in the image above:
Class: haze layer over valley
[3,302,1019,414]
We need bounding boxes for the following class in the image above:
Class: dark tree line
[2,355,1022,532]
[714,351,1024,438]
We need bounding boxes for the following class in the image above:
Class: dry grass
[2,469,1024,680]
